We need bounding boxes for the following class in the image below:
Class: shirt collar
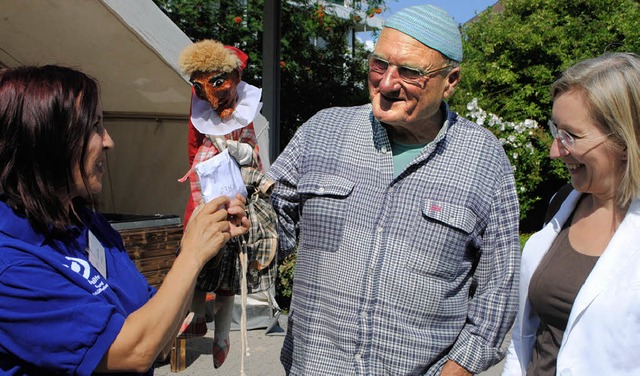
[0,199,47,246]
[432,101,452,143]
[0,198,91,247]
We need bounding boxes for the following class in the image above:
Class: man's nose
[377,66,402,91]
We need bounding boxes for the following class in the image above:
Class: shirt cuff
[447,328,506,374]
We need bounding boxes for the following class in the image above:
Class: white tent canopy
[0,0,192,117]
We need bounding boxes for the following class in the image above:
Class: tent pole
[262,0,281,163]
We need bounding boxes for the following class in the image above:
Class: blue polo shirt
[0,199,156,375]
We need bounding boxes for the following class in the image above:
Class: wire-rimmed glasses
[548,120,610,151]
[368,55,450,85]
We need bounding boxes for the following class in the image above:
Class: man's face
[191,70,241,119]
[368,28,459,129]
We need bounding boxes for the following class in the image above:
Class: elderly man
[268,4,520,375]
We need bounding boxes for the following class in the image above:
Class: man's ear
[442,66,460,99]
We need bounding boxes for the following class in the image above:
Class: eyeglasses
[368,56,450,85]
[548,120,610,151]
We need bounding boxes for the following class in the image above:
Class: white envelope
[194,149,247,203]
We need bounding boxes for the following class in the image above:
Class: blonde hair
[179,39,241,76]
[551,52,640,207]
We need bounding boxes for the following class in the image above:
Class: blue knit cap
[384,4,463,62]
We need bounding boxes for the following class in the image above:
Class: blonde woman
[503,52,640,375]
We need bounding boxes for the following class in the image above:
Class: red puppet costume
[177,40,267,369]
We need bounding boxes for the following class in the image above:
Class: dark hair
[0,65,100,235]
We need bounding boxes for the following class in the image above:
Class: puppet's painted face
[190,70,241,119]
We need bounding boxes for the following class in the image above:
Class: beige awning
[0,0,192,118]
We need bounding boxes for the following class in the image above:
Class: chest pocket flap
[421,199,476,234]
[298,173,355,197]
[297,173,354,252]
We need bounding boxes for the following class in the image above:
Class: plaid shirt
[268,103,520,375]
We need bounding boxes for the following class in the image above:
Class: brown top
[526,215,599,376]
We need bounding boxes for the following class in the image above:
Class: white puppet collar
[190,81,262,136]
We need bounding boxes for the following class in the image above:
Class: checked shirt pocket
[298,173,354,252]
[406,199,477,279]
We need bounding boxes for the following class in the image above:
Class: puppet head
[179,40,248,119]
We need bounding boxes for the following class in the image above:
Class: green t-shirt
[391,141,426,178]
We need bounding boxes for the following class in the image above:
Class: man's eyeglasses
[368,56,450,85]
[548,120,610,151]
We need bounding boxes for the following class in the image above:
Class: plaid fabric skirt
[195,166,278,294]
[196,240,240,293]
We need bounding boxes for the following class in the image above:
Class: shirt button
[377,226,383,233]
[354,353,362,360]
[360,311,367,318]
[318,187,325,193]
[381,146,388,153]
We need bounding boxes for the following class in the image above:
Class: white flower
[466,98,479,111]
[523,119,538,129]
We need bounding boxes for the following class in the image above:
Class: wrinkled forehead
[374,28,446,65]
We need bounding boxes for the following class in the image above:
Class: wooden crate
[108,215,182,288]
[108,215,187,372]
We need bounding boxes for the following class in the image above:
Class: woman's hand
[180,194,250,268]
[180,196,233,267]
[227,193,250,237]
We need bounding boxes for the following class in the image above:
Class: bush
[276,253,296,312]
[465,98,567,221]
[520,233,533,250]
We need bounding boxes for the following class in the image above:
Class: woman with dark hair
[0,65,249,375]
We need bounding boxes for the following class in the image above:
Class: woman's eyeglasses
[548,120,610,151]
[368,56,450,85]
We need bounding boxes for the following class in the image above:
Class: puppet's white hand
[226,140,253,166]
[213,136,228,152]
[212,137,253,166]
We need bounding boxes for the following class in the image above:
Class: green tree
[452,0,640,121]
[450,0,640,229]
[153,0,386,146]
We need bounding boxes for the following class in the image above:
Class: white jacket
[502,191,640,376]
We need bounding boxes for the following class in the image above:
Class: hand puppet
[177,40,277,369]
